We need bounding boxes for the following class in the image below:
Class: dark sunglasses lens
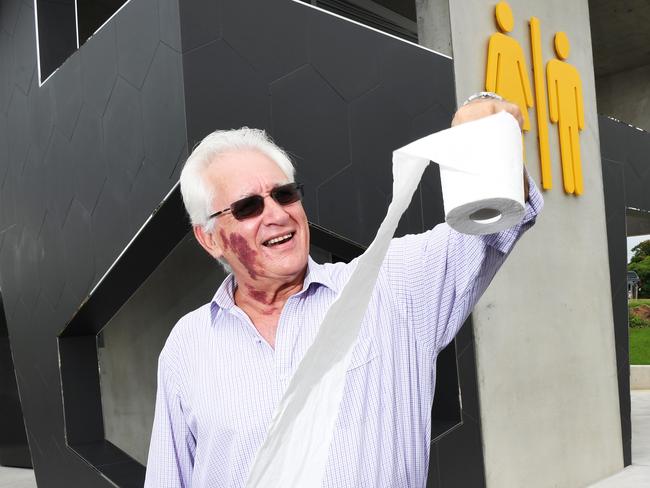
[231,195,264,220]
[229,184,302,220]
[273,184,302,205]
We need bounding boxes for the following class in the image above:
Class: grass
[630,327,650,365]
[629,298,650,309]
[629,299,650,364]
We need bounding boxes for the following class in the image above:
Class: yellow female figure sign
[547,32,585,195]
[485,1,534,131]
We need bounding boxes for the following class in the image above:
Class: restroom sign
[485,1,585,195]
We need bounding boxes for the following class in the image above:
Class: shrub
[629,315,650,328]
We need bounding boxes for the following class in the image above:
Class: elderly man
[145,96,542,487]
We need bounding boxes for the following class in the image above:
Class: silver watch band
[462,91,504,106]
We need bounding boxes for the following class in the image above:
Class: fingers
[500,101,524,128]
[452,98,524,130]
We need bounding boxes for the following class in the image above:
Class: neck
[234,270,306,318]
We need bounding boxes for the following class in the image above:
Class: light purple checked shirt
[145,176,543,488]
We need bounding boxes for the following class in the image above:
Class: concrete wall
[596,64,650,132]
[446,1,623,487]
[415,0,452,57]
[98,233,223,464]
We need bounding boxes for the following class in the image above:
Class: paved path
[589,389,650,487]
[0,466,36,488]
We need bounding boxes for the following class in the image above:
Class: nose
[261,194,291,224]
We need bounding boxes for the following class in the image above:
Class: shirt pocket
[336,335,381,433]
[346,334,379,372]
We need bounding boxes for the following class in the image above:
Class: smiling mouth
[263,232,295,247]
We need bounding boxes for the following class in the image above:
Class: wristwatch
[462,91,504,106]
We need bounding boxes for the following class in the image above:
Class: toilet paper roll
[445,197,524,235]
[246,111,525,488]
[395,110,525,235]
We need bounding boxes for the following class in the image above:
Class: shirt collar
[209,256,339,324]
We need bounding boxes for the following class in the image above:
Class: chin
[274,256,308,279]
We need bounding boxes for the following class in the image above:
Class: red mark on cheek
[229,232,258,279]
[219,229,229,251]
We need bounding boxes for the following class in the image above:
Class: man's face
[202,149,310,285]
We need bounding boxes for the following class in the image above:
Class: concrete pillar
[418,1,624,486]
[415,0,452,56]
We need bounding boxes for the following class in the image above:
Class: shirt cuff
[481,170,544,254]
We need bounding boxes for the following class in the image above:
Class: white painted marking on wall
[33,0,43,86]
[88,181,181,298]
[35,0,135,86]
[74,0,80,48]
[289,0,452,59]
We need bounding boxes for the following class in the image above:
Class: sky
[627,234,650,263]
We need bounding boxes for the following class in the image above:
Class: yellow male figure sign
[547,32,585,195]
[485,1,534,131]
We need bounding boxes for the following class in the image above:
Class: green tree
[629,239,650,298]
[630,240,650,263]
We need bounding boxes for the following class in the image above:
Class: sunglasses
[209,182,304,221]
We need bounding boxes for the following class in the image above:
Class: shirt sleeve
[384,172,543,355]
[144,350,196,488]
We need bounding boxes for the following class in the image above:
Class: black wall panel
[77,0,129,45]
[0,0,186,485]
[599,115,650,467]
[600,117,650,213]
[34,0,77,82]
[0,296,31,467]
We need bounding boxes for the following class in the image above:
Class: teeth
[265,233,293,246]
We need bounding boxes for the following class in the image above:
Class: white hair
[180,127,296,230]
[179,128,296,272]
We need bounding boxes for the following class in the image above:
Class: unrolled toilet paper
[246,111,525,487]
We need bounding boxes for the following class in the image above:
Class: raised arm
[386,98,542,353]
[384,172,542,355]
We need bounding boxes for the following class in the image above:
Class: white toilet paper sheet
[245,111,524,487]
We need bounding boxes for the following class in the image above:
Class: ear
[193,224,224,260]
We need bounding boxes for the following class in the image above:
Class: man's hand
[451,97,529,202]
[451,98,524,129]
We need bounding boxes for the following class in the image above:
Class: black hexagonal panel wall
[0,294,31,468]
[0,0,188,485]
